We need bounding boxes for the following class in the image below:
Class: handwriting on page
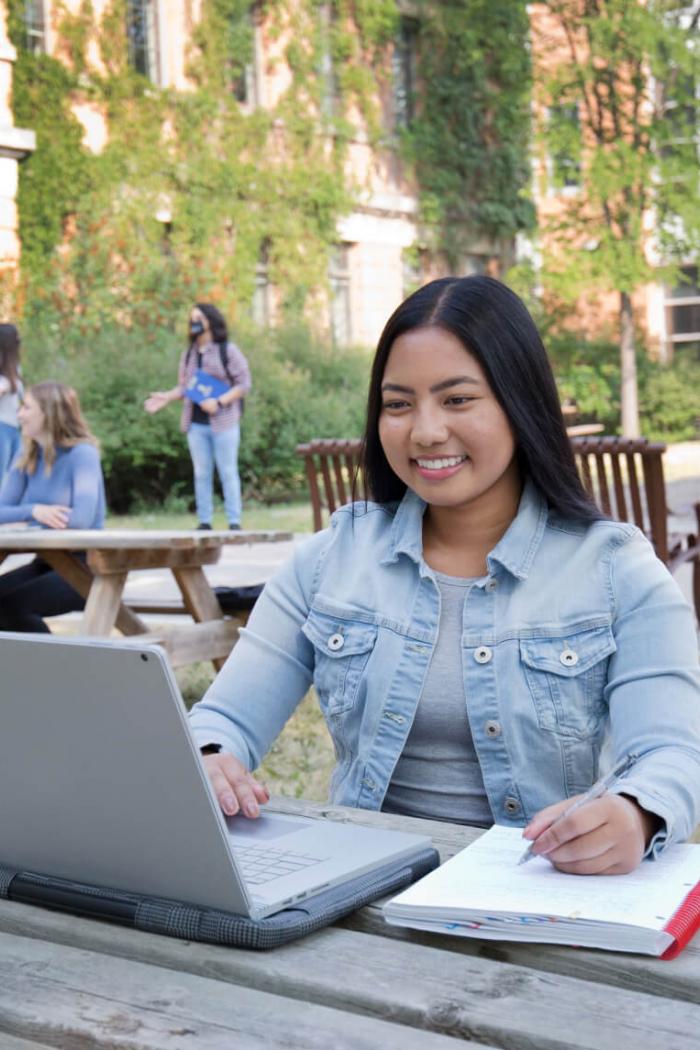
[399,825,700,931]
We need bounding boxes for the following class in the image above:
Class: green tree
[536,0,700,436]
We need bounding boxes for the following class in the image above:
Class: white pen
[518,752,639,866]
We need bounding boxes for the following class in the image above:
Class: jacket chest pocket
[520,625,616,740]
[302,611,378,716]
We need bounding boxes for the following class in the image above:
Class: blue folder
[185,369,230,404]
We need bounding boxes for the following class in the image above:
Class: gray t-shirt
[382,572,493,827]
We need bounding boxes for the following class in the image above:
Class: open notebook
[384,824,700,957]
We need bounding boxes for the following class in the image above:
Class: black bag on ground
[214,584,264,613]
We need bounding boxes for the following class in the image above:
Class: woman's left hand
[522,793,659,875]
[32,503,70,530]
[199,398,219,415]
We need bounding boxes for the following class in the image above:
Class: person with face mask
[145,303,251,529]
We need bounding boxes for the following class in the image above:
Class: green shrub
[546,330,700,441]
[637,357,700,442]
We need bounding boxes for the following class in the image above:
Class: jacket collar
[381,477,548,581]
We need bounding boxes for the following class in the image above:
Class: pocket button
[474,645,493,664]
[559,648,579,667]
[327,633,345,652]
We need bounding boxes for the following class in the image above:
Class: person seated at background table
[190,275,700,877]
[0,381,105,633]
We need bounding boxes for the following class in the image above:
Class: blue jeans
[187,422,242,526]
[0,422,20,483]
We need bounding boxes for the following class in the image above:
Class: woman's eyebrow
[381,375,481,394]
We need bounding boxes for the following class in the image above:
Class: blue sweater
[0,443,106,528]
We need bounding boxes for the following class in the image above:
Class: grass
[107,499,314,535]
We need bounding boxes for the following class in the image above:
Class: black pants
[0,557,86,633]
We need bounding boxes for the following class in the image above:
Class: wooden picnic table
[0,528,292,670]
[0,797,697,1048]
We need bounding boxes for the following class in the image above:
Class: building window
[665,265,700,354]
[227,6,259,106]
[319,3,340,119]
[251,241,271,327]
[548,104,581,190]
[393,18,418,129]
[658,74,698,173]
[402,249,423,297]
[329,245,352,346]
[126,0,158,82]
[23,0,46,53]
[462,254,489,276]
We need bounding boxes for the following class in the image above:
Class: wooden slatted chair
[296,435,699,620]
[295,439,366,532]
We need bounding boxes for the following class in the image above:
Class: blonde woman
[0,381,105,632]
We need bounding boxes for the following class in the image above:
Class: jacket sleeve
[0,466,33,522]
[188,529,330,769]
[605,529,700,853]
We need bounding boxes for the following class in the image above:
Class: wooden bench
[296,435,699,620]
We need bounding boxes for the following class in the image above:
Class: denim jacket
[190,480,700,852]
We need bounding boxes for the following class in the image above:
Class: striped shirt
[178,341,251,434]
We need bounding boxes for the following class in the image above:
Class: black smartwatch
[200,743,222,755]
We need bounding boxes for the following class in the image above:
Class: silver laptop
[0,634,432,920]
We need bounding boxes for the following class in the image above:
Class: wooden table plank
[0,529,293,551]
[0,931,475,1050]
[117,620,241,668]
[0,898,699,1048]
[88,548,221,573]
[0,1038,54,1050]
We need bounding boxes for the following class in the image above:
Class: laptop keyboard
[235,844,328,886]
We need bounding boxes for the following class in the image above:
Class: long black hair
[362,275,601,522]
[0,323,21,392]
[187,302,228,349]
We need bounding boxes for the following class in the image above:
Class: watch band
[200,743,222,755]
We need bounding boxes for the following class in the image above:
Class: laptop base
[1,847,439,950]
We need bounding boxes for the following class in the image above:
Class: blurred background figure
[0,381,105,633]
[144,303,251,530]
[0,323,23,484]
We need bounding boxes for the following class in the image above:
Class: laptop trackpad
[226,813,312,843]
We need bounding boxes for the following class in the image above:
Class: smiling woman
[188,275,700,879]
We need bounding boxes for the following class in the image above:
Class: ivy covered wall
[8,0,534,330]
[5,0,536,506]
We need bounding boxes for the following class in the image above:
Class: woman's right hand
[32,503,70,529]
[144,391,170,414]
[202,751,270,818]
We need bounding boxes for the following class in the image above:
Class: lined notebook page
[388,825,700,930]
